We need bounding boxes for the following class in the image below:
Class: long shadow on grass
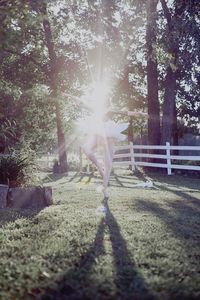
[109,173,156,190]
[155,182,200,209]
[0,208,43,229]
[113,174,124,187]
[77,173,93,184]
[42,172,68,183]
[103,198,154,300]
[64,171,79,182]
[135,193,200,255]
[35,200,154,300]
[141,170,200,191]
[61,171,150,190]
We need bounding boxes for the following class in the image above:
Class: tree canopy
[0,0,199,170]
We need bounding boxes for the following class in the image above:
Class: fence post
[79,147,83,173]
[166,142,172,175]
[87,163,90,174]
[130,142,135,172]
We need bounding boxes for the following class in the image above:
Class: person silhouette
[82,109,129,198]
[72,91,147,199]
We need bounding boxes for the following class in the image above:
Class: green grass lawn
[0,169,200,300]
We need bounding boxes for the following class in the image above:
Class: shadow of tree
[0,208,44,229]
[134,185,200,256]
[42,173,68,183]
[77,173,93,184]
[42,170,153,190]
[140,170,199,191]
[151,176,200,210]
[113,174,124,187]
[68,172,80,182]
[42,169,199,194]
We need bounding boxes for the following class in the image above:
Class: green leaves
[0,119,17,140]
[0,151,36,187]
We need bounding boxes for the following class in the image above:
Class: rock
[8,186,53,209]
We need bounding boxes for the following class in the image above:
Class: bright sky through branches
[80,80,111,122]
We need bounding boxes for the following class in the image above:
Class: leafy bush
[0,119,17,152]
[0,151,37,187]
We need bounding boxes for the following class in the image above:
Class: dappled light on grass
[75,79,113,141]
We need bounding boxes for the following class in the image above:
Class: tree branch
[160,0,172,27]
[2,48,48,75]
[111,110,148,117]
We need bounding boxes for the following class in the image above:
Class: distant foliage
[0,0,199,153]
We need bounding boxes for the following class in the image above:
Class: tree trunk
[55,101,68,172]
[172,101,178,145]
[160,0,179,146]
[161,66,176,144]
[40,2,68,173]
[172,101,179,155]
[128,117,134,142]
[146,0,160,146]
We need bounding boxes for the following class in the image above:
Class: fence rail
[113,142,200,175]
[2,143,199,175]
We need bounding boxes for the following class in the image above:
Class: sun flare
[82,81,111,121]
[76,80,112,135]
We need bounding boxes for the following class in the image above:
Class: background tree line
[0,0,199,172]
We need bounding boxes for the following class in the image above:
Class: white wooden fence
[113,142,200,175]
[12,142,198,175]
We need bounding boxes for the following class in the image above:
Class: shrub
[0,152,37,187]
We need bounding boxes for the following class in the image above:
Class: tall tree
[160,0,178,144]
[30,0,68,172]
[173,0,200,136]
[146,0,160,146]
[159,0,200,144]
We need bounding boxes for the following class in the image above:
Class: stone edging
[0,185,53,209]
